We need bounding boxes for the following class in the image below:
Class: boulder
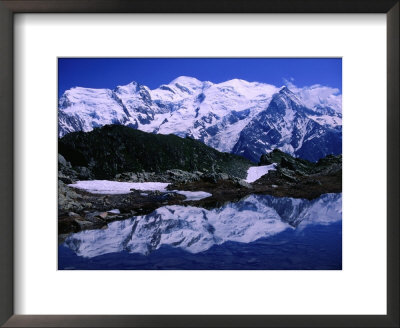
[202,172,230,183]
[218,173,229,180]
[58,154,70,167]
[98,212,108,219]
[236,180,253,189]
[58,174,74,184]
[74,218,95,230]
[75,166,93,180]
[68,212,80,217]
[84,212,107,224]
[58,182,84,212]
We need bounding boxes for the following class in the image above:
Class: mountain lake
[58,192,342,270]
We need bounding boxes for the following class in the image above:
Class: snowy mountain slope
[59,87,132,135]
[59,82,160,136]
[232,87,342,162]
[59,76,342,162]
[64,193,342,257]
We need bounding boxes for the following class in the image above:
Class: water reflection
[64,193,342,258]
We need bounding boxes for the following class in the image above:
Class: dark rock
[58,154,70,167]
[75,166,93,180]
[59,175,74,184]
[201,172,230,183]
[84,212,106,224]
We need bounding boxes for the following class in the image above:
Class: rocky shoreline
[58,150,342,237]
[58,173,253,237]
[58,182,186,236]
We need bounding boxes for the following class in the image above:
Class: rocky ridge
[59,125,254,180]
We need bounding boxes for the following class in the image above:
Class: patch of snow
[308,114,342,127]
[245,164,276,183]
[68,180,212,201]
[68,180,170,194]
[107,209,120,214]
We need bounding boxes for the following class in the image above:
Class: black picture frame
[0,1,398,327]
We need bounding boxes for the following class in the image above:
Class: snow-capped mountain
[59,76,342,162]
[64,193,342,257]
[232,87,342,162]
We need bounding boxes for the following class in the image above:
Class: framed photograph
[57,57,343,271]
[0,1,398,327]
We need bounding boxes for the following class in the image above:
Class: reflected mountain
[64,193,341,258]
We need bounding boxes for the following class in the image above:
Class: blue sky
[58,58,342,98]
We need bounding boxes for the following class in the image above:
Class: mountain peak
[279,86,293,94]
[277,86,303,105]
[114,81,142,94]
[59,76,342,163]
[169,76,202,86]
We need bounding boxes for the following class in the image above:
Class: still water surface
[59,193,342,270]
